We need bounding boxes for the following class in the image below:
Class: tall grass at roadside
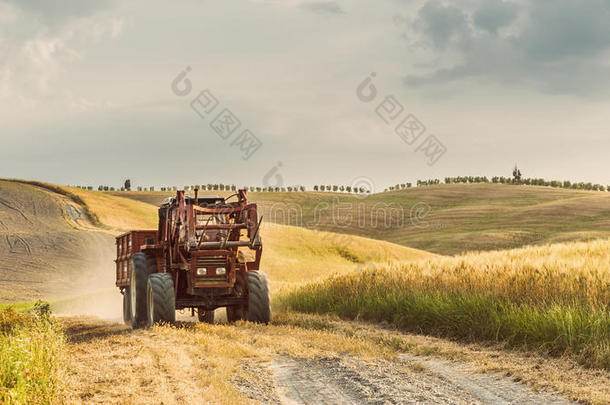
[279,239,610,369]
[0,302,64,404]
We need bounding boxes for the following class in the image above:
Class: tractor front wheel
[227,271,270,324]
[246,271,271,324]
[146,273,176,326]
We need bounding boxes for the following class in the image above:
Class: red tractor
[115,189,269,328]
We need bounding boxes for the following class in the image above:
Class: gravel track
[266,356,571,405]
[60,317,573,405]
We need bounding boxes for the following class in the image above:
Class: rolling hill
[0,180,115,303]
[110,184,610,255]
[0,180,433,303]
[63,185,435,290]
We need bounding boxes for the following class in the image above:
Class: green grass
[0,303,64,404]
[0,302,38,312]
[279,239,610,370]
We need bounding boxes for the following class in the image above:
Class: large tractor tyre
[146,273,176,326]
[129,253,156,329]
[198,308,215,324]
[227,271,271,323]
[246,271,271,324]
[227,271,248,323]
[122,287,131,326]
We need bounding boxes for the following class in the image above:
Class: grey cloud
[473,1,518,34]
[3,0,113,24]
[300,1,343,15]
[517,0,610,60]
[405,0,610,96]
[0,0,121,103]
[416,0,469,49]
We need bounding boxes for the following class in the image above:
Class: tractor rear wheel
[129,253,156,329]
[122,287,131,325]
[198,308,214,323]
[226,271,270,324]
[146,273,176,326]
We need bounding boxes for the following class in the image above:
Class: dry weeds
[58,311,610,404]
[58,314,396,404]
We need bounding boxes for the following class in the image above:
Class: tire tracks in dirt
[268,355,571,405]
[0,179,116,303]
[398,353,569,405]
[5,234,32,254]
[60,317,574,405]
[60,318,211,404]
[0,195,32,224]
[270,358,360,404]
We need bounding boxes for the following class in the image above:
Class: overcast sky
[1,0,609,191]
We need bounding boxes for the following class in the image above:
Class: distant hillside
[65,186,435,290]
[0,180,115,303]
[111,184,610,255]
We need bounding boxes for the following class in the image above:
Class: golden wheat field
[382,238,610,307]
[282,238,610,369]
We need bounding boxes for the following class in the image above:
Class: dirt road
[270,355,569,405]
[58,315,580,405]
